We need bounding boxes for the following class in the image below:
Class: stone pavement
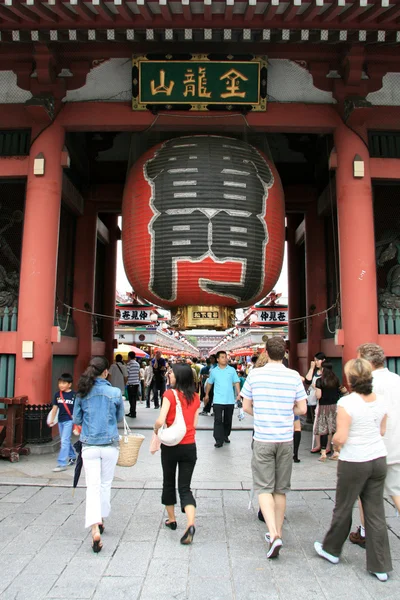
[1,417,400,600]
[0,485,400,600]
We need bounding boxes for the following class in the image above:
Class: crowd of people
[48,338,399,582]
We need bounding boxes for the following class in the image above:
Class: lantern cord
[58,297,338,326]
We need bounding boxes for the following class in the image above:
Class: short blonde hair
[344,358,373,395]
[357,343,385,369]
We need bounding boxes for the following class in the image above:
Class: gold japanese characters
[132,56,267,111]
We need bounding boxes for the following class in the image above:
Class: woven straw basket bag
[117,418,145,467]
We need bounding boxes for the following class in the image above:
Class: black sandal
[99,522,105,535]
[165,520,177,530]
[92,535,103,553]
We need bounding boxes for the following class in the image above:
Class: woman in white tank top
[314,358,392,582]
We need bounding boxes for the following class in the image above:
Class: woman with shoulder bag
[154,363,201,545]
[73,356,124,553]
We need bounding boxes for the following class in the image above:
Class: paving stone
[140,576,188,600]
[105,541,153,577]
[0,486,40,503]
[0,554,34,594]
[122,513,162,542]
[0,502,17,521]
[91,576,143,600]
[195,489,222,498]
[3,525,55,554]
[1,571,58,600]
[190,541,230,577]
[23,539,83,575]
[231,558,281,600]
[50,557,110,598]
[188,576,233,600]
[0,485,16,498]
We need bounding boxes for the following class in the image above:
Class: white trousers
[82,445,119,529]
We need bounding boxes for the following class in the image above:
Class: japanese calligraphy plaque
[132,56,266,111]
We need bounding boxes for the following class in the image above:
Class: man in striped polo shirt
[126,351,140,418]
[242,336,307,559]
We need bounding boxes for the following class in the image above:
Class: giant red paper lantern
[122,135,285,312]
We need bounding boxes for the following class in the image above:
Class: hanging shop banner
[132,56,267,111]
[252,306,288,326]
[116,305,154,324]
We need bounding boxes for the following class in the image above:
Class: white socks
[360,525,366,537]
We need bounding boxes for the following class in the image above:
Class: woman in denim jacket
[73,356,124,552]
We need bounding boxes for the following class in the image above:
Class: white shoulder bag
[158,389,187,446]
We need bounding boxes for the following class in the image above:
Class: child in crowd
[48,373,76,472]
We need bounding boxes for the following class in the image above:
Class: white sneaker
[314,541,339,564]
[264,532,271,543]
[370,572,388,582]
[267,537,282,559]
[52,466,67,472]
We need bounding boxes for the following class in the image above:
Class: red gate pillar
[15,123,65,404]
[287,215,302,371]
[73,202,97,382]
[305,201,327,362]
[334,123,378,366]
[102,215,118,365]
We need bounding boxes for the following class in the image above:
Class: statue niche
[376,237,400,310]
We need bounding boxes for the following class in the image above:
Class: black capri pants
[161,443,197,512]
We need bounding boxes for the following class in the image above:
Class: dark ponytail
[77,356,109,397]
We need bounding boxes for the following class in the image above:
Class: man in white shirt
[349,343,400,546]
[242,336,307,559]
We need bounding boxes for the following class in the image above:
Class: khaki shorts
[385,463,400,497]
[252,440,293,495]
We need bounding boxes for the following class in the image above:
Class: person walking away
[49,373,76,472]
[242,336,307,558]
[152,350,167,409]
[199,358,211,411]
[73,356,124,553]
[204,351,241,447]
[108,354,128,397]
[126,351,140,418]
[314,358,391,582]
[304,352,326,452]
[154,364,201,544]
[139,361,146,403]
[314,363,342,462]
[192,357,201,393]
[349,343,400,547]
[144,360,153,408]
[202,354,217,415]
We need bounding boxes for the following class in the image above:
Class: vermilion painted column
[102,215,118,365]
[287,215,302,371]
[73,202,97,383]
[305,200,327,363]
[334,123,378,366]
[15,123,65,404]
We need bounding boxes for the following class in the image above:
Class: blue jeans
[58,420,75,466]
